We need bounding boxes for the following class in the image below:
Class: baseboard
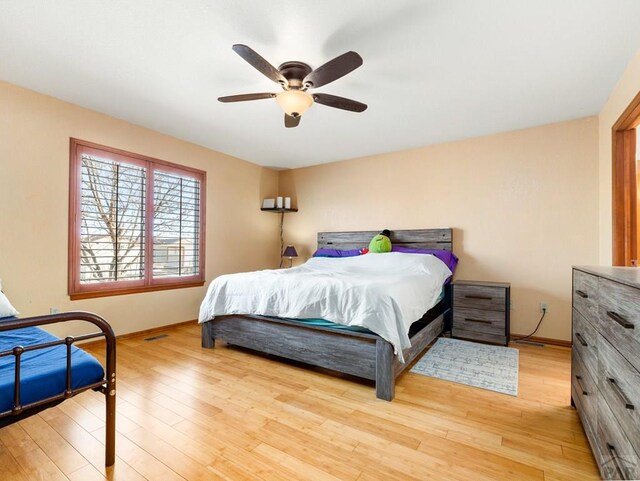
[80,319,197,347]
[509,334,571,348]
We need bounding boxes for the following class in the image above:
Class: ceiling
[2,1,640,169]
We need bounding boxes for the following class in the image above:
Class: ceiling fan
[218,44,367,128]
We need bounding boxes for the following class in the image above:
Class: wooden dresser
[451,280,510,346]
[572,266,640,480]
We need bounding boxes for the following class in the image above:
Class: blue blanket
[0,322,105,413]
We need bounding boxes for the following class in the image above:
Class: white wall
[280,117,600,341]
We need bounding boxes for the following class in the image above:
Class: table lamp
[282,245,298,268]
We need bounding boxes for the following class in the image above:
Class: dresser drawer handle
[575,290,589,299]
[606,443,629,480]
[575,375,588,395]
[575,332,588,347]
[464,318,492,325]
[607,311,635,329]
[465,295,492,300]
[608,378,635,410]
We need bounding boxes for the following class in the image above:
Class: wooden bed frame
[0,312,116,466]
[201,228,453,401]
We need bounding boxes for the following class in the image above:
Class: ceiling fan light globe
[276,90,313,117]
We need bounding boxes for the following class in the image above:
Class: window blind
[80,155,146,283]
[153,170,201,278]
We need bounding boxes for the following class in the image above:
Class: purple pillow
[391,246,459,273]
[313,248,363,258]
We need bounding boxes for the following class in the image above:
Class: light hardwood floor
[0,323,599,480]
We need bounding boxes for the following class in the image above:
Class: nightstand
[451,280,510,346]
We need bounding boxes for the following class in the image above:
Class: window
[69,139,206,299]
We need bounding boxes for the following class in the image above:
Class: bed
[0,312,116,467]
[200,228,453,401]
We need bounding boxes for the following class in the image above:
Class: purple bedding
[313,247,458,274]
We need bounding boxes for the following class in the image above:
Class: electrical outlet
[540,303,548,313]
[49,307,60,314]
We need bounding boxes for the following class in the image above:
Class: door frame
[612,90,640,266]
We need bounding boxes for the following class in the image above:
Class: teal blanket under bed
[276,317,373,333]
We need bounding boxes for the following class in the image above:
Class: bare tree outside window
[80,156,146,283]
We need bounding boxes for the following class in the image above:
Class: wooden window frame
[68,138,206,300]
[612,91,640,266]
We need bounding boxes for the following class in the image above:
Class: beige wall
[598,49,640,264]
[279,117,599,341]
[0,81,280,337]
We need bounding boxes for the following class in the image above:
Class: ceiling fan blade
[218,93,276,103]
[232,44,287,86]
[312,93,367,112]
[303,51,363,88]
[285,114,301,128]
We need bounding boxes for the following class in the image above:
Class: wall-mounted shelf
[261,208,298,213]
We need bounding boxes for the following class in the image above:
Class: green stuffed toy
[368,229,392,253]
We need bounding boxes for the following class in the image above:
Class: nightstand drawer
[453,284,506,311]
[451,328,506,345]
[453,307,505,335]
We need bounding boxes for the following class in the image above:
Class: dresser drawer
[572,349,598,427]
[573,308,598,375]
[573,269,599,327]
[598,335,640,456]
[453,284,506,311]
[572,383,600,465]
[453,307,505,335]
[598,278,640,371]
[597,398,640,480]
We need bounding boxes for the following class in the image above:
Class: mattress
[0,323,105,413]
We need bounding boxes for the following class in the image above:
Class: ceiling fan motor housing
[278,61,313,89]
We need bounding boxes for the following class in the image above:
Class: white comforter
[198,253,452,362]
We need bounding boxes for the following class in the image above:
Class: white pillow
[0,279,19,318]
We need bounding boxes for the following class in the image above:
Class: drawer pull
[575,332,588,347]
[575,375,588,395]
[607,311,635,329]
[465,295,492,300]
[608,377,635,410]
[464,318,492,325]
[575,290,589,299]
[606,443,629,481]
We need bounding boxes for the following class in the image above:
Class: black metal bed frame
[0,311,116,467]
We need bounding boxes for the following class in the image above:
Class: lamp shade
[282,245,298,257]
[276,90,313,117]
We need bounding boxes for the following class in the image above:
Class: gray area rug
[411,337,519,396]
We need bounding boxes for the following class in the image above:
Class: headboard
[317,228,453,251]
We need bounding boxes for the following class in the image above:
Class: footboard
[201,310,447,401]
[203,315,379,380]
[0,312,116,467]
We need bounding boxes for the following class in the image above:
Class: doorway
[612,90,640,266]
